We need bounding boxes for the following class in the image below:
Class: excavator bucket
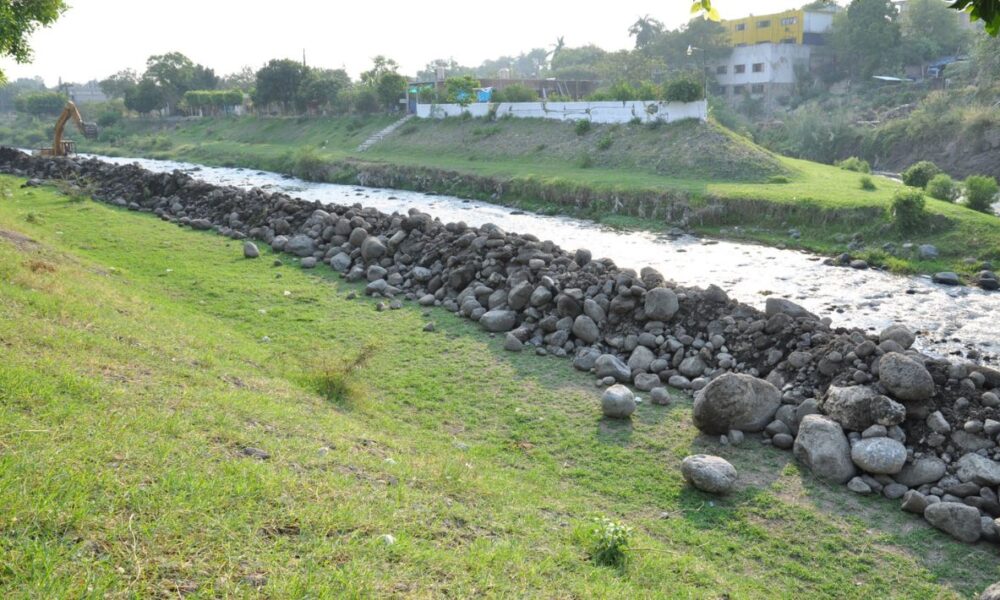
[82,123,99,140]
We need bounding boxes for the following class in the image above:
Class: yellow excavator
[36,101,99,157]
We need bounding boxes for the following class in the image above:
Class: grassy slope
[1,177,998,598]
[6,113,1000,276]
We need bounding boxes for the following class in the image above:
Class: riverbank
[10,113,999,278]
[1,171,996,597]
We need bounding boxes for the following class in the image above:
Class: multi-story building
[712,4,841,109]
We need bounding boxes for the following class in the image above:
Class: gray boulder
[286,234,315,257]
[243,241,260,258]
[895,457,947,487]
[765,297,816,320]
[634,373,661,392]
[679,356,707,379]
[850,437,907,474]
[692,373,781,435]
[595,354,632,383]
[627,346,656,373]
[503,333,523,352]
[602,384,636,419]
[329,252,352,272]
[793,415,856,484]
[879,324,915,350]
[956,454,1000,486]
[479,310,518,333]
[572,315,600,344]
[681,455,737,494]
[573,348,602,372]
[360,236,387,261]
[878,352,935,402]
[821,386,906,431]
[924,502,981,543]
[644,288,679,321]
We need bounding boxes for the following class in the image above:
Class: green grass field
[1,176,997,598]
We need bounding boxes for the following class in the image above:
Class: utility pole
[687,45,708,100]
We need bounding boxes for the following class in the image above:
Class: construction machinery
[36,101,99,157]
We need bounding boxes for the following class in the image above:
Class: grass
[7,113,1000,275]
[0,176,998,597]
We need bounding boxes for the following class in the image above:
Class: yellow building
[722,7,837,47]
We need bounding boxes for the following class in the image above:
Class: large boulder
[286,234,315,257]
[479,310,517,333]
[895,457,947,487]
[850,437,907,474]
[572,315,600,344]
[601,384,636,419]
[924,502,981,543]
[360,236,387,261]
[956,454,1000,486]
[821,386,906,431]
[681,455,737,494]
[644,288,679,321]
[793,415,856,484]
[879,324,915,350]
[878,352,935,402]
[627,346,656,373]
[692,373,781,435]
[765,297,816,320]
[573,347,602,372]
[595,354,631,383]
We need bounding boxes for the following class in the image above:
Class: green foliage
[901,160,942,189]
[254,59,309,112]
[290,146,329,181]
[181,90,243,115]
[305,344,377,405]
[376,72,407,111]
[0,0,66,83]
[576,151,594,168]
[99,69,139,100]
[900,0,972,62]
[596,134,613,150]
[574,119,592,136]
[300,69,351,113]
[964,175,999,212]
[587,517,633,568]
[124,79,164,115]
[96,111,121,128]
[835,0,902,80]
[860,175,876,191]
[889,188,927,232]
[950,0,1000,36]
[768,175,790,184]
[836,156,870,174]
[492,83,538,103]
[351,87,380,114]
[662,72,704,102]
[926,173,956,201]
[14,91,66,116]
[444,76,480,106]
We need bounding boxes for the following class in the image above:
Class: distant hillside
[374,117,789,182]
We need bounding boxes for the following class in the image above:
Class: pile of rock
[3,147,999,545]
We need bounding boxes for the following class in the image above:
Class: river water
[84,154,999,364]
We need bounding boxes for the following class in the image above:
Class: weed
[860,175,876,191]
[596,134,613,151]
[586,517,632,569]
[836,156,871,174]
[306,343,378,405]
[574,119,592,136]
[768,175,790,184]
[577,152,594,169]
[889,188,926,233]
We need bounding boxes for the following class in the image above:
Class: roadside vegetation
[1,177,998,597]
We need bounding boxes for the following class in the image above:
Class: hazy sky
[1,1,838,86]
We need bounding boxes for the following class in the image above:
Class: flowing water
[84,154,1000,364]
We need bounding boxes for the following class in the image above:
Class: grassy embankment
[4,113,999,277]
[1,176,999,597]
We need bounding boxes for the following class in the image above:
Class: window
[733,84,746,95]
[751,84,765,94]
[734,64,746,74]
[752,63,765,73]
[757,19,771,28]
[735,23,746,31]
[716,65,728,74]
[780,17,797,26]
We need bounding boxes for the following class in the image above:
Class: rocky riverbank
[3,146,1000,546]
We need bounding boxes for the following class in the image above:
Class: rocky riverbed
[3,147,1000,546]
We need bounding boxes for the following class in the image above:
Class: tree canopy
[0,0,66,83]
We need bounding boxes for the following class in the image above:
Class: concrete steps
[356,114,414,152]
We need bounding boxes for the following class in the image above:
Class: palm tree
[628,16,664,50]
[546,36,566,68]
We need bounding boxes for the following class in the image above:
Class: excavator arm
[39,101,99,157]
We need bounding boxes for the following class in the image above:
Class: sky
[1,0,839,86]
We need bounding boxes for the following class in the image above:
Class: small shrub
[901,160,941,189]
[889,188,927,232]
[576,152,594,169]
[965,175,999,213]
[399,124,417,136]
[493,83,538,103]
[926,173,956,201]
[628,116,643,126]
[307,343,378,405]
[661,73,704,102]
[836,156,871,173]
[768,175,790,184]
[96,111,121,128]
[596,134,613,151]
[859,175,876,191]
[574,119,592,136]
[588,517,633,569]
[533,143,547,152]
[291,146,328,181]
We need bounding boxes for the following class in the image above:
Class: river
[84,154,999,365]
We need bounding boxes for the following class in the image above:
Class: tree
[14,91,66,116]
[833,0,902,80]
[144,52,196,109]
[220,67,256,92]
[972,31,1000,84]
[254,59,308,113]
[124,79,165,115]
[443,75,480,105]
[901,0,971,63]
[99,69,139,99]
[0,0,66,84]
[376,72,407,111]
[191,64,219,91]
[629,16,665,50]
[360,56,400,86]
[949,0,1000,36]
[300,69,351,112]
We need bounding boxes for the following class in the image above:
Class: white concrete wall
[715,43,812,87]
[803,10,834,34]
[415,100,707,123]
